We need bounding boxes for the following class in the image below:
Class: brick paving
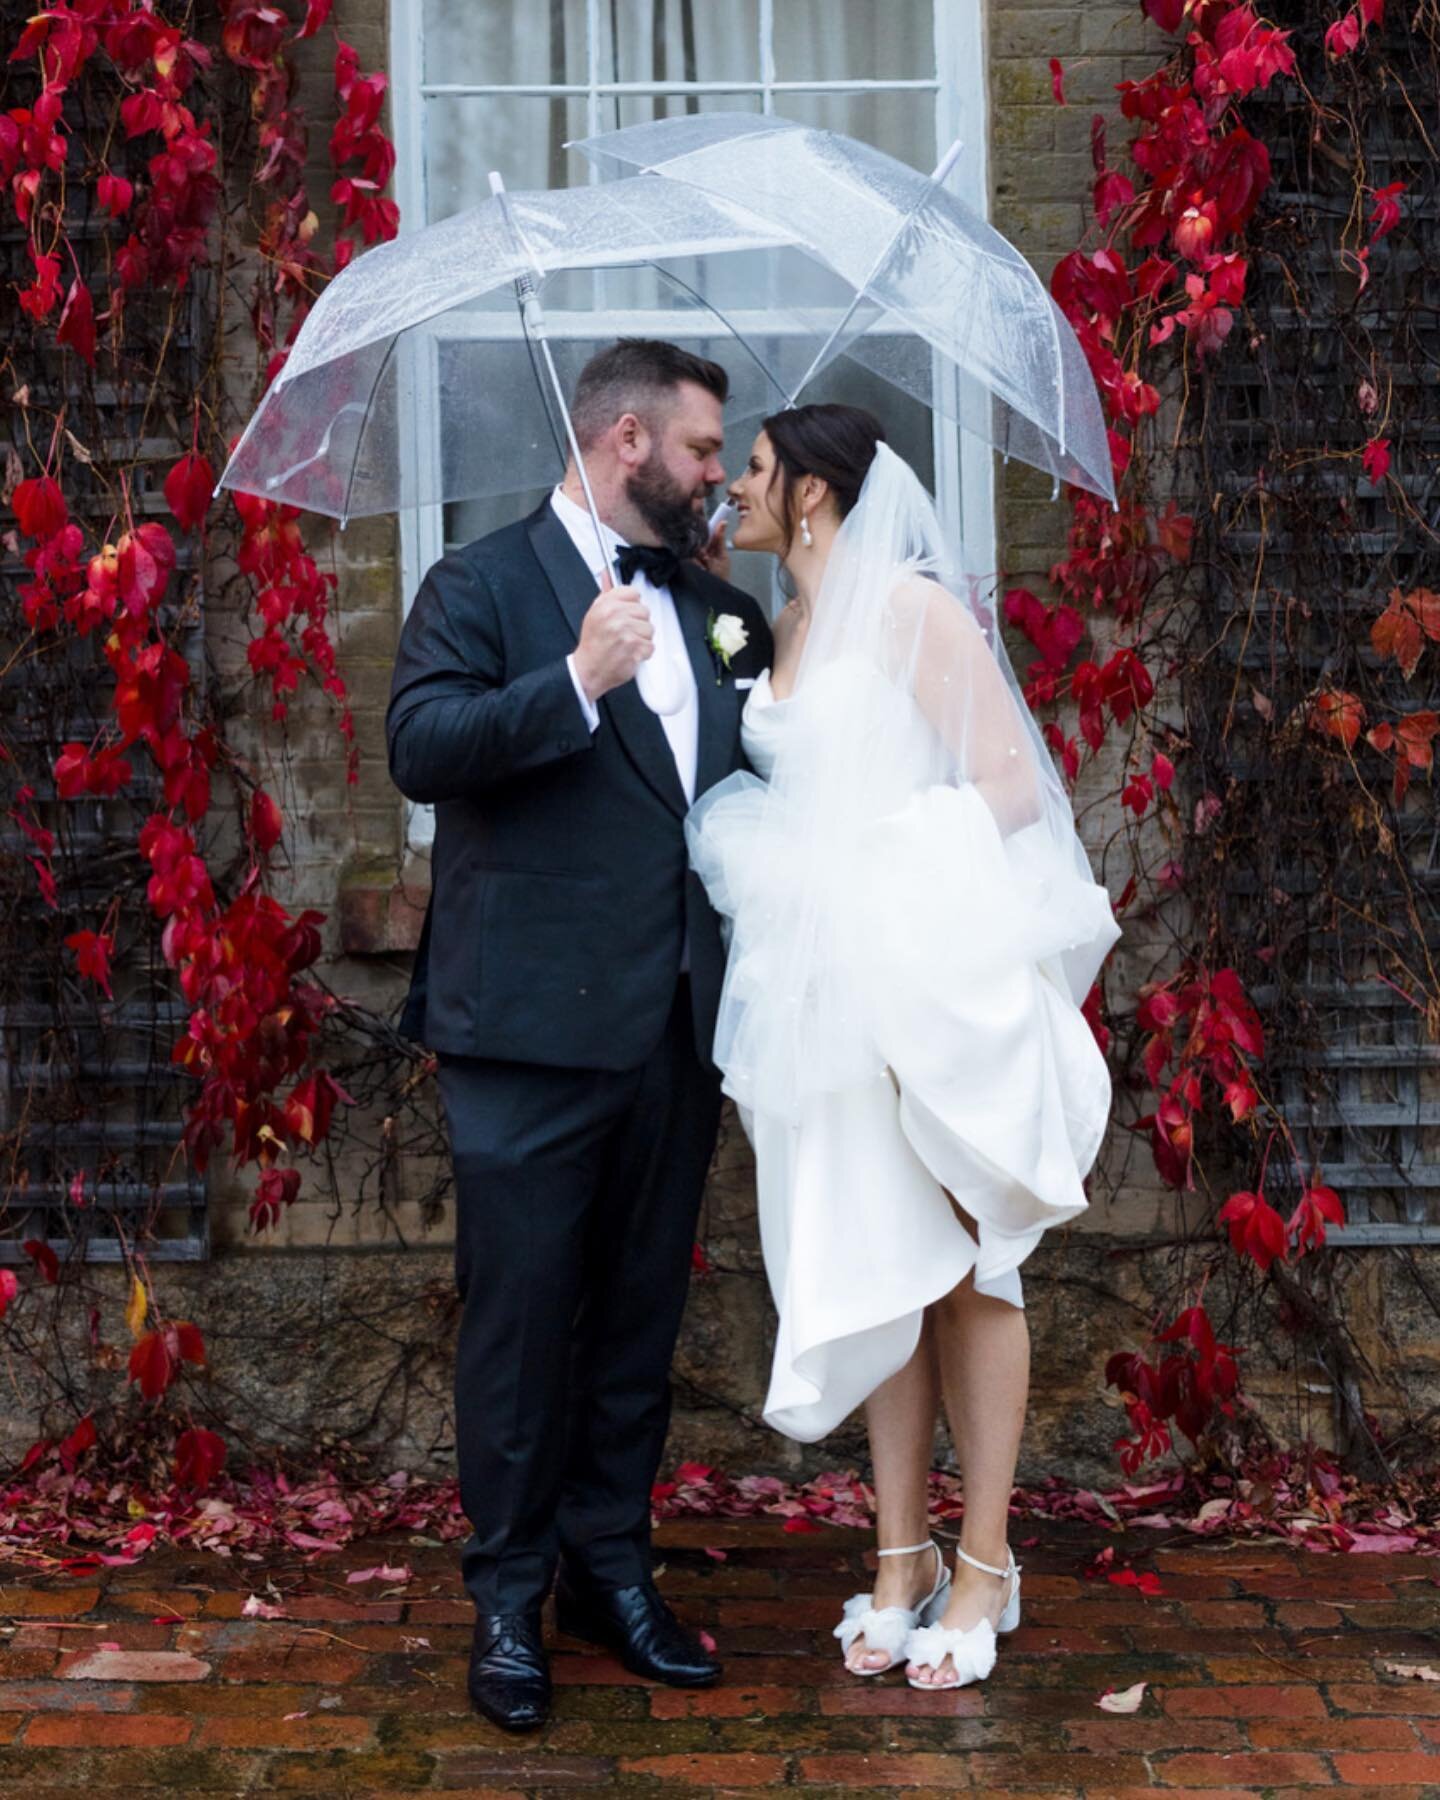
[2,1516,1438,1795]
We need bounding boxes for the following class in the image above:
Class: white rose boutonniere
[706,610,748,683]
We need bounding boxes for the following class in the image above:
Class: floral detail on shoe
[904,1618,999,1689]
[833,1596,916,1666]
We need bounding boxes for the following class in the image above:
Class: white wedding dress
[686,446,1119,1444]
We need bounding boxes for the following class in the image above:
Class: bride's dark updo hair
[762,403,886,551]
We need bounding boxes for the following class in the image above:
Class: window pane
[604,88,762,134]
[438,357,938,605]
[777,89,935,174]
[773,0,935,82]
[422,0,588,87]
[802,353,935,488]
[597,0,761,86]
[425,95,590,221]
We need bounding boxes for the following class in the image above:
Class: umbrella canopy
[218,176,827,521]
[573,113,1115,504]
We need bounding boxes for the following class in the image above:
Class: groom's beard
[625,452,709,560]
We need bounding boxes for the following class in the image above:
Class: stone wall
[157,0,1439,1490]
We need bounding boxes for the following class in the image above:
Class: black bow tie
[615,542,683,588]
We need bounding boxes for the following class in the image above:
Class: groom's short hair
[571,339,729,448]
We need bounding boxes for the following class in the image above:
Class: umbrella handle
[584,564,685,717]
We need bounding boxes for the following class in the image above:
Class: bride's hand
[693,520,731,583]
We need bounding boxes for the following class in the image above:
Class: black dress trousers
[438,977,722,1617]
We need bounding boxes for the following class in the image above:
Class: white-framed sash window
[388,0,994,849]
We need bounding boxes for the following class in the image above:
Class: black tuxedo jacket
[387,502,773,1070]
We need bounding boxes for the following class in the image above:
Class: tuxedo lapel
[525,502,592,644]
[525,504,688,817]
[673,566,743,802]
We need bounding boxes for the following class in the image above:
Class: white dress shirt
[551,486,699,804]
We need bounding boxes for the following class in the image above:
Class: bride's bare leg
[846,1315,941,1672]
[908,1255,1029,1687]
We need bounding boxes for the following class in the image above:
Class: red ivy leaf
[1173,205,1216,261]
[1156,501,1194,563]
[22,1239,59,1283]
[1156,1304,1216,1360]
[163,453,215,534]
[128,1329,175,1400]
[1371,589,1426,679]
[58,1414,96,1468]
[1369,180,1405,243]
[1081,982,1110,1056]
[56,277,96,366]
[96,171,133,217]
[250,789,284,854]
[1362,437,1391,485]
[1309,689,1366,750]
[65,929,115,998]
[250,1165,301,1232]
[1122,772,1154,816]
[1049,58,1066,105]
[13,476,67,539]
[1393,711,1440,775]
[174,1426,226,1489]
[1325,11,1362,56]
[1218,1190,1288,1272]
[1290,1184,1345,1254]
[298,0,334,37]
[1095,169,1135,228]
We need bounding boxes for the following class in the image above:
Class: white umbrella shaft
[487,172,685,719]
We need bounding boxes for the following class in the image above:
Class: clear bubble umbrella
[216,170,859,715]
[219,122,1113,709]
[218,174,829,527]
[572,112,1116,505]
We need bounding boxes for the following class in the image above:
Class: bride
[687,405,1119,1691]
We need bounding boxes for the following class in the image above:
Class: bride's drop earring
[800,512,813,548]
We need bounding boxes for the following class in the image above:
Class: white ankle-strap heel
[834,1538,951,1676]
[904,1544,1021,1690]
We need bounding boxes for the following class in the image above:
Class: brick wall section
[990,0,1164,588]
[988,0,1179,1239]
[187,0,1440,1478]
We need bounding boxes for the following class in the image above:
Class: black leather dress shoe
[555,1573,720,1687]
[468,1612,550,1731]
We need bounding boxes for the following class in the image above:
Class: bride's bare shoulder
[887,572,982,640]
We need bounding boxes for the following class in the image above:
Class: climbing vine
[1,0,414,1478]
[1033,0,1439,1476]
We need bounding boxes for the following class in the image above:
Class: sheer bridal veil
[687,441,1120,1126]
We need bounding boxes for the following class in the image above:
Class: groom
[387,339,771,1731]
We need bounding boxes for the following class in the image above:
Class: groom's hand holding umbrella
[572,578,654,704]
